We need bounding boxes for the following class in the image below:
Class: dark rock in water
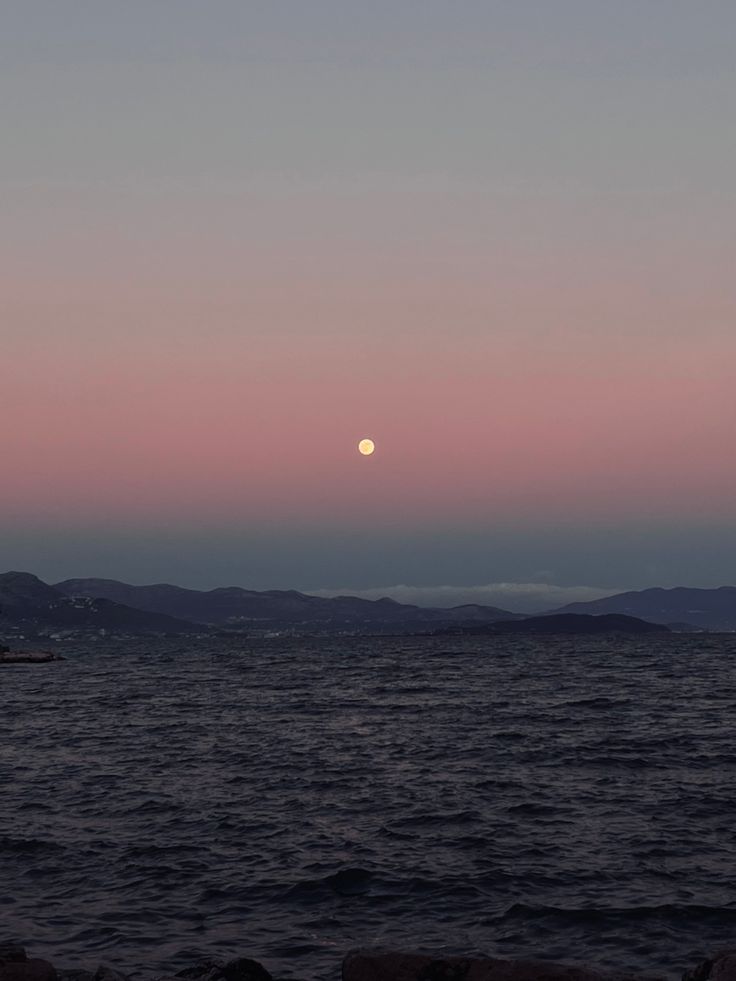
[0,958,56,981]
[53,968,124,981]
[56,971,95,981]
[416,959,473,981]
[0,650,64,664]
[93,968,129,981]
[18,945,736,981]
[342,950,666,981]
[683,951,736,981]
[172,959,272,981]
[175,964,223,981]
[683,957,716,981]
[4,953,271,981]
[0,946,54,981]
[0,948,27,965]
[218,959,272,981]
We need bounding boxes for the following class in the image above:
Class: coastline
[2,946,735,981]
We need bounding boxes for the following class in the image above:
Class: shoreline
[2,947,734,981]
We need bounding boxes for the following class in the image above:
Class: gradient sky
[2,2,735,604]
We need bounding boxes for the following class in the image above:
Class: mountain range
[54,578,736,631]
[53,576,520,632]
[2,572,735,638]
[0,571,519,638]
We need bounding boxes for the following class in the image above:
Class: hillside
[0,571,205,638]
[491,613,669,634]
[550,586,736,631]
[54,577,519,632]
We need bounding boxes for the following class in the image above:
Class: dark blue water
[2,635,736,980]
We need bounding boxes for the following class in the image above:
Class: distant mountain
[0,571,203,637]
[549,586,736,631]
[0,570,60,609]
[54,577,519,632]
[433,613,669,636]
[493,613,669,635]
[13,571,736,636]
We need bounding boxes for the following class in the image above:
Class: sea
[2,635,736,980]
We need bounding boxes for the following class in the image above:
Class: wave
[5,633,736,981]
[0,836,65,854]
[498,902,736,924]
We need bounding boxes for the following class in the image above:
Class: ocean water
[2,635,736,980]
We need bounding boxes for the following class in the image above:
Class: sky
[2,1,735,606]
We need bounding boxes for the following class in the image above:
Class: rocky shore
[0,647,64,664]
[2,945,735,981]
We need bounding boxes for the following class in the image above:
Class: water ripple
[3,634,736,980]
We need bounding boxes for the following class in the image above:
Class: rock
[171,959,271,981]
[0,651,64,664]
[0,959,56,981]
[175,963,223,981]
[342,951,666,981]
[0,948,27,965]
[218,959,272,981]
[683,959,715,981]
[57,971,95,981]
[683,952,736,981]
[93,967,129,981]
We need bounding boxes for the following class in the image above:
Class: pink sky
[3,217,733,531]
[2,3,735,588]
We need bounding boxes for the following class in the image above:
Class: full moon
[358,438,375,456]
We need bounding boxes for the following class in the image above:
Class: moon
[358,438,375,456]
